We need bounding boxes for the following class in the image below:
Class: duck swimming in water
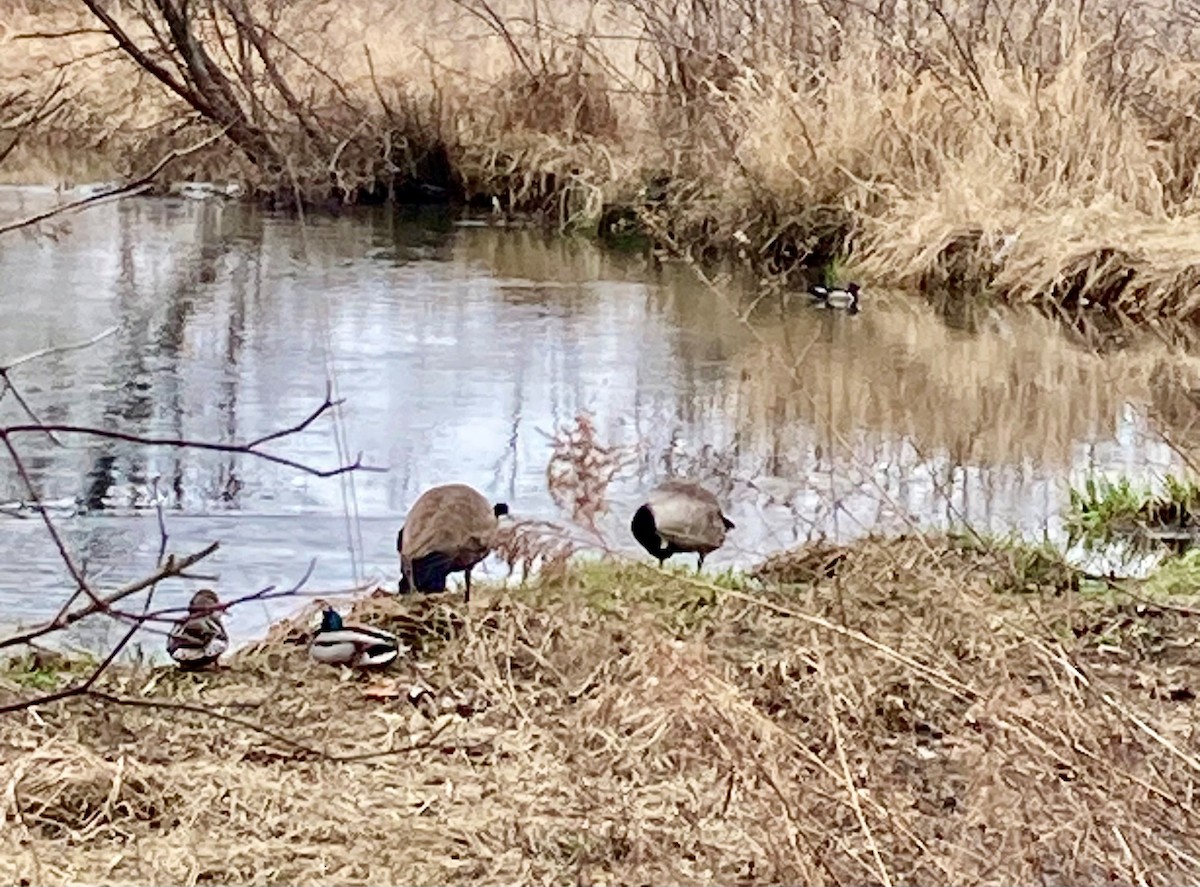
[167,589,229,670]
[308,606,401,669]
[809,282,861,314]
[630,480,735,570]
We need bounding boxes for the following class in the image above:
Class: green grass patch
[513,559,747,635]
[1065,474,1200,553]
[947,532,1082,595]
[1140,549,1200,599]
[0,649,98,690]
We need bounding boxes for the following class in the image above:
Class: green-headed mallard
[167,589,229,670]
[630,480,735,570]
[309,607,401,668]
[808,282,861,314]
[396,483,509,602]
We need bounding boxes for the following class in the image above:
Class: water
[0,189,1186,647]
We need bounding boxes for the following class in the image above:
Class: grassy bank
[4,536,1200,884]
[5,1,1200,317]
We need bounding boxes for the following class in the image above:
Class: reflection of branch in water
[0,325,120,448]
[216,231,250,508]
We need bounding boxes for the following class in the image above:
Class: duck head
[319,607,344,633]
[189,588,221,614]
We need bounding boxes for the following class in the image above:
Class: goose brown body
[631,480,734,569]
[396,483,508,601]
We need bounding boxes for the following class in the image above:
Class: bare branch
[0,73,68,168]
[0,129,229,238]
[0,619,141,715]
[0,325,119,373]
[0,542,220,653]
[0,434,96,607]
[2,422,383,478]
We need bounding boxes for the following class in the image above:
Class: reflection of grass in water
[728,299,1164,469]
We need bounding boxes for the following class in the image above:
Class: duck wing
[311,625,401,666]
[168,615,229,660]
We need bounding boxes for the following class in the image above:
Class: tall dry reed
[4,0,1200,313]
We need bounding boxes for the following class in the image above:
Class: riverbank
[4,536,1200,884]
[5,1,1200,318]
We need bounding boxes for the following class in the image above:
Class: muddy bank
[3,537,1200,884]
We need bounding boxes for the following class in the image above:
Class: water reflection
[0,190,1186,644]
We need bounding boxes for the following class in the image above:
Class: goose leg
[697,552,706,572]
[464,568,472,604]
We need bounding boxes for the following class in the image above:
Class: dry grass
[5,1,1200,312]
[4,538,1200,884]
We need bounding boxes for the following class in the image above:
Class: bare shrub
[545,412,628,534]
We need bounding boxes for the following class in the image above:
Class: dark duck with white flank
[630,480,735,569]
[808,282,861,314]
[167,589,229,670]
[396,483,509,602]
[308,607,401,668]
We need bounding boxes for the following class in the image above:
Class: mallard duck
[396,483,509,602]
[309,607,401,668]
[630,480,735,569]
[166,589,229,670]
[809,282,861,314]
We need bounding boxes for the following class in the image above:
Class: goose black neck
[631,505,661,557]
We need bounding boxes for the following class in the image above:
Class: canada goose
[808,282,861,314]
[166,589,229,670]
[396,483,509,602]
[630,480,735,569]
[309,607,401,668]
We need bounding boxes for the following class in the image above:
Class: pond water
[0,188,1187,648]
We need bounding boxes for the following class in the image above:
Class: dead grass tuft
[9,1,1200,314]
[5,741,180,841]
[5,535,1200,883]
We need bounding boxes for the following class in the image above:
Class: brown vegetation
[4,0,1200,315]
[5,537,1200,884]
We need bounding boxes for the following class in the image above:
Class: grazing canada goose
[396,483,509,602]
[166,589,229,670]
[809,282,861,314]
[309,607,401,668]
[630,480,735,570]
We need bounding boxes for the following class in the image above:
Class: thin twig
[815,635,894,887]
[1,543,220,652]
[0,129,228,238]
[0,325,119,373]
